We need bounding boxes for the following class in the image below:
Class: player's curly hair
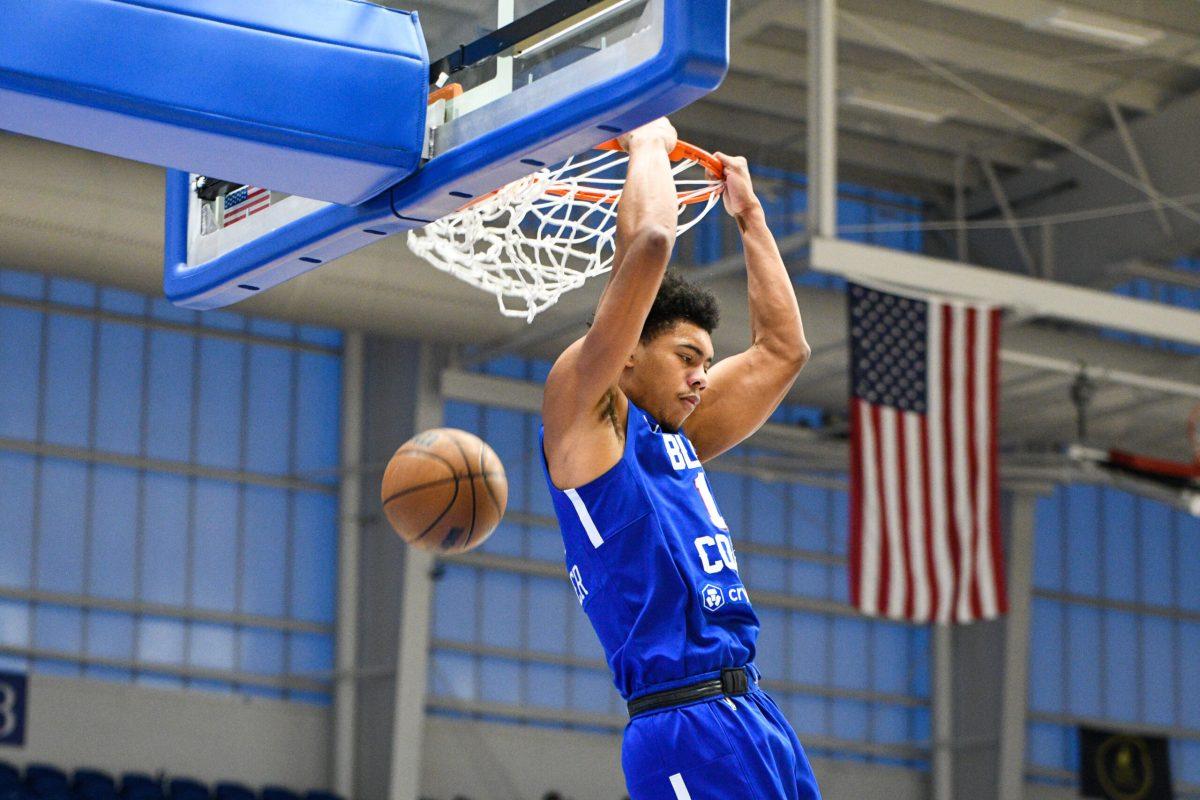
[640,271,720,341]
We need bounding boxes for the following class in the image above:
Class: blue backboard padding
[164,0,729,309]
[0,0,428,206]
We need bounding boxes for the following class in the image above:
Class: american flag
[847,283,1007,624]
[223,186,271,227]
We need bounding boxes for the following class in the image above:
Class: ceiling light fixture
[840,91,950,125]
[1028,7,1164,50]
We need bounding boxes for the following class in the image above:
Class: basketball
[380,428,508,553]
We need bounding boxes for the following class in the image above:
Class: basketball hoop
[406,139,725,321]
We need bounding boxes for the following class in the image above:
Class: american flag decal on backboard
[847,283,1007,624]
[223,186,271,227]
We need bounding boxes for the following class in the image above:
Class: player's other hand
[618,118,677,154]
[714,152,762,220]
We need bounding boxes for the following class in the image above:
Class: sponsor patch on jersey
[700,583,751,612]
[701,583,725,611]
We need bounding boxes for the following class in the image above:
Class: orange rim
[457,138,725,211]
[542,138,724,205]
[597,138,725,178]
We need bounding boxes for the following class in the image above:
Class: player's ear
[626,338,645,367]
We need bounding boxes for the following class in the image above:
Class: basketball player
[539,117,819,799]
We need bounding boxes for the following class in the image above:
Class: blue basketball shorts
[621,687,822,799]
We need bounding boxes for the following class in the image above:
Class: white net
[406,146,723,321]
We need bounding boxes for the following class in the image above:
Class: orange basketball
[381,428,508,553]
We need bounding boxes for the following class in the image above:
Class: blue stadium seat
[260,787,298,800]
[73,770,116,800]
[118,775,161,800]
[0,763,19,789]
[25,766,69,800]
[212,783,252,800]
[166,779,207,800]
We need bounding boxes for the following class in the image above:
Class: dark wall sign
[0,671,27,747]
[1080,726,1173,800]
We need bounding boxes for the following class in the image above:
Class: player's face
[622,321,714,432]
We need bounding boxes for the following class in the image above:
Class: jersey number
[694,474,727,530]
[693,474,735,573]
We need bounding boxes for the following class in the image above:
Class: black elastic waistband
[627,667,753,718]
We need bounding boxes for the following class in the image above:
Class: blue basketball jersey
[539,398,760,700]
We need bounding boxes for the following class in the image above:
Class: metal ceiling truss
[915,0,1200,72]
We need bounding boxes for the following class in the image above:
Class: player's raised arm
[543,120,680,443]
[683,154,811,461]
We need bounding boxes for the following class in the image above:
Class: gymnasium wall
[0,270,342,790]
[3,673,330,788]
[3,204,1199,800]
[1024,483,1200,794]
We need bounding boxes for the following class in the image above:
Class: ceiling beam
[733,44,1097,146]
[831,162,950,201]
[1105,100,1174,238]
[738,0,1167,113]
[1104,260,1200,290]
[846,16,1169,114]
[708,70,1044,169]
[811,236,1200,347]
[675,100,967,188]
[914,0,1200,71]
